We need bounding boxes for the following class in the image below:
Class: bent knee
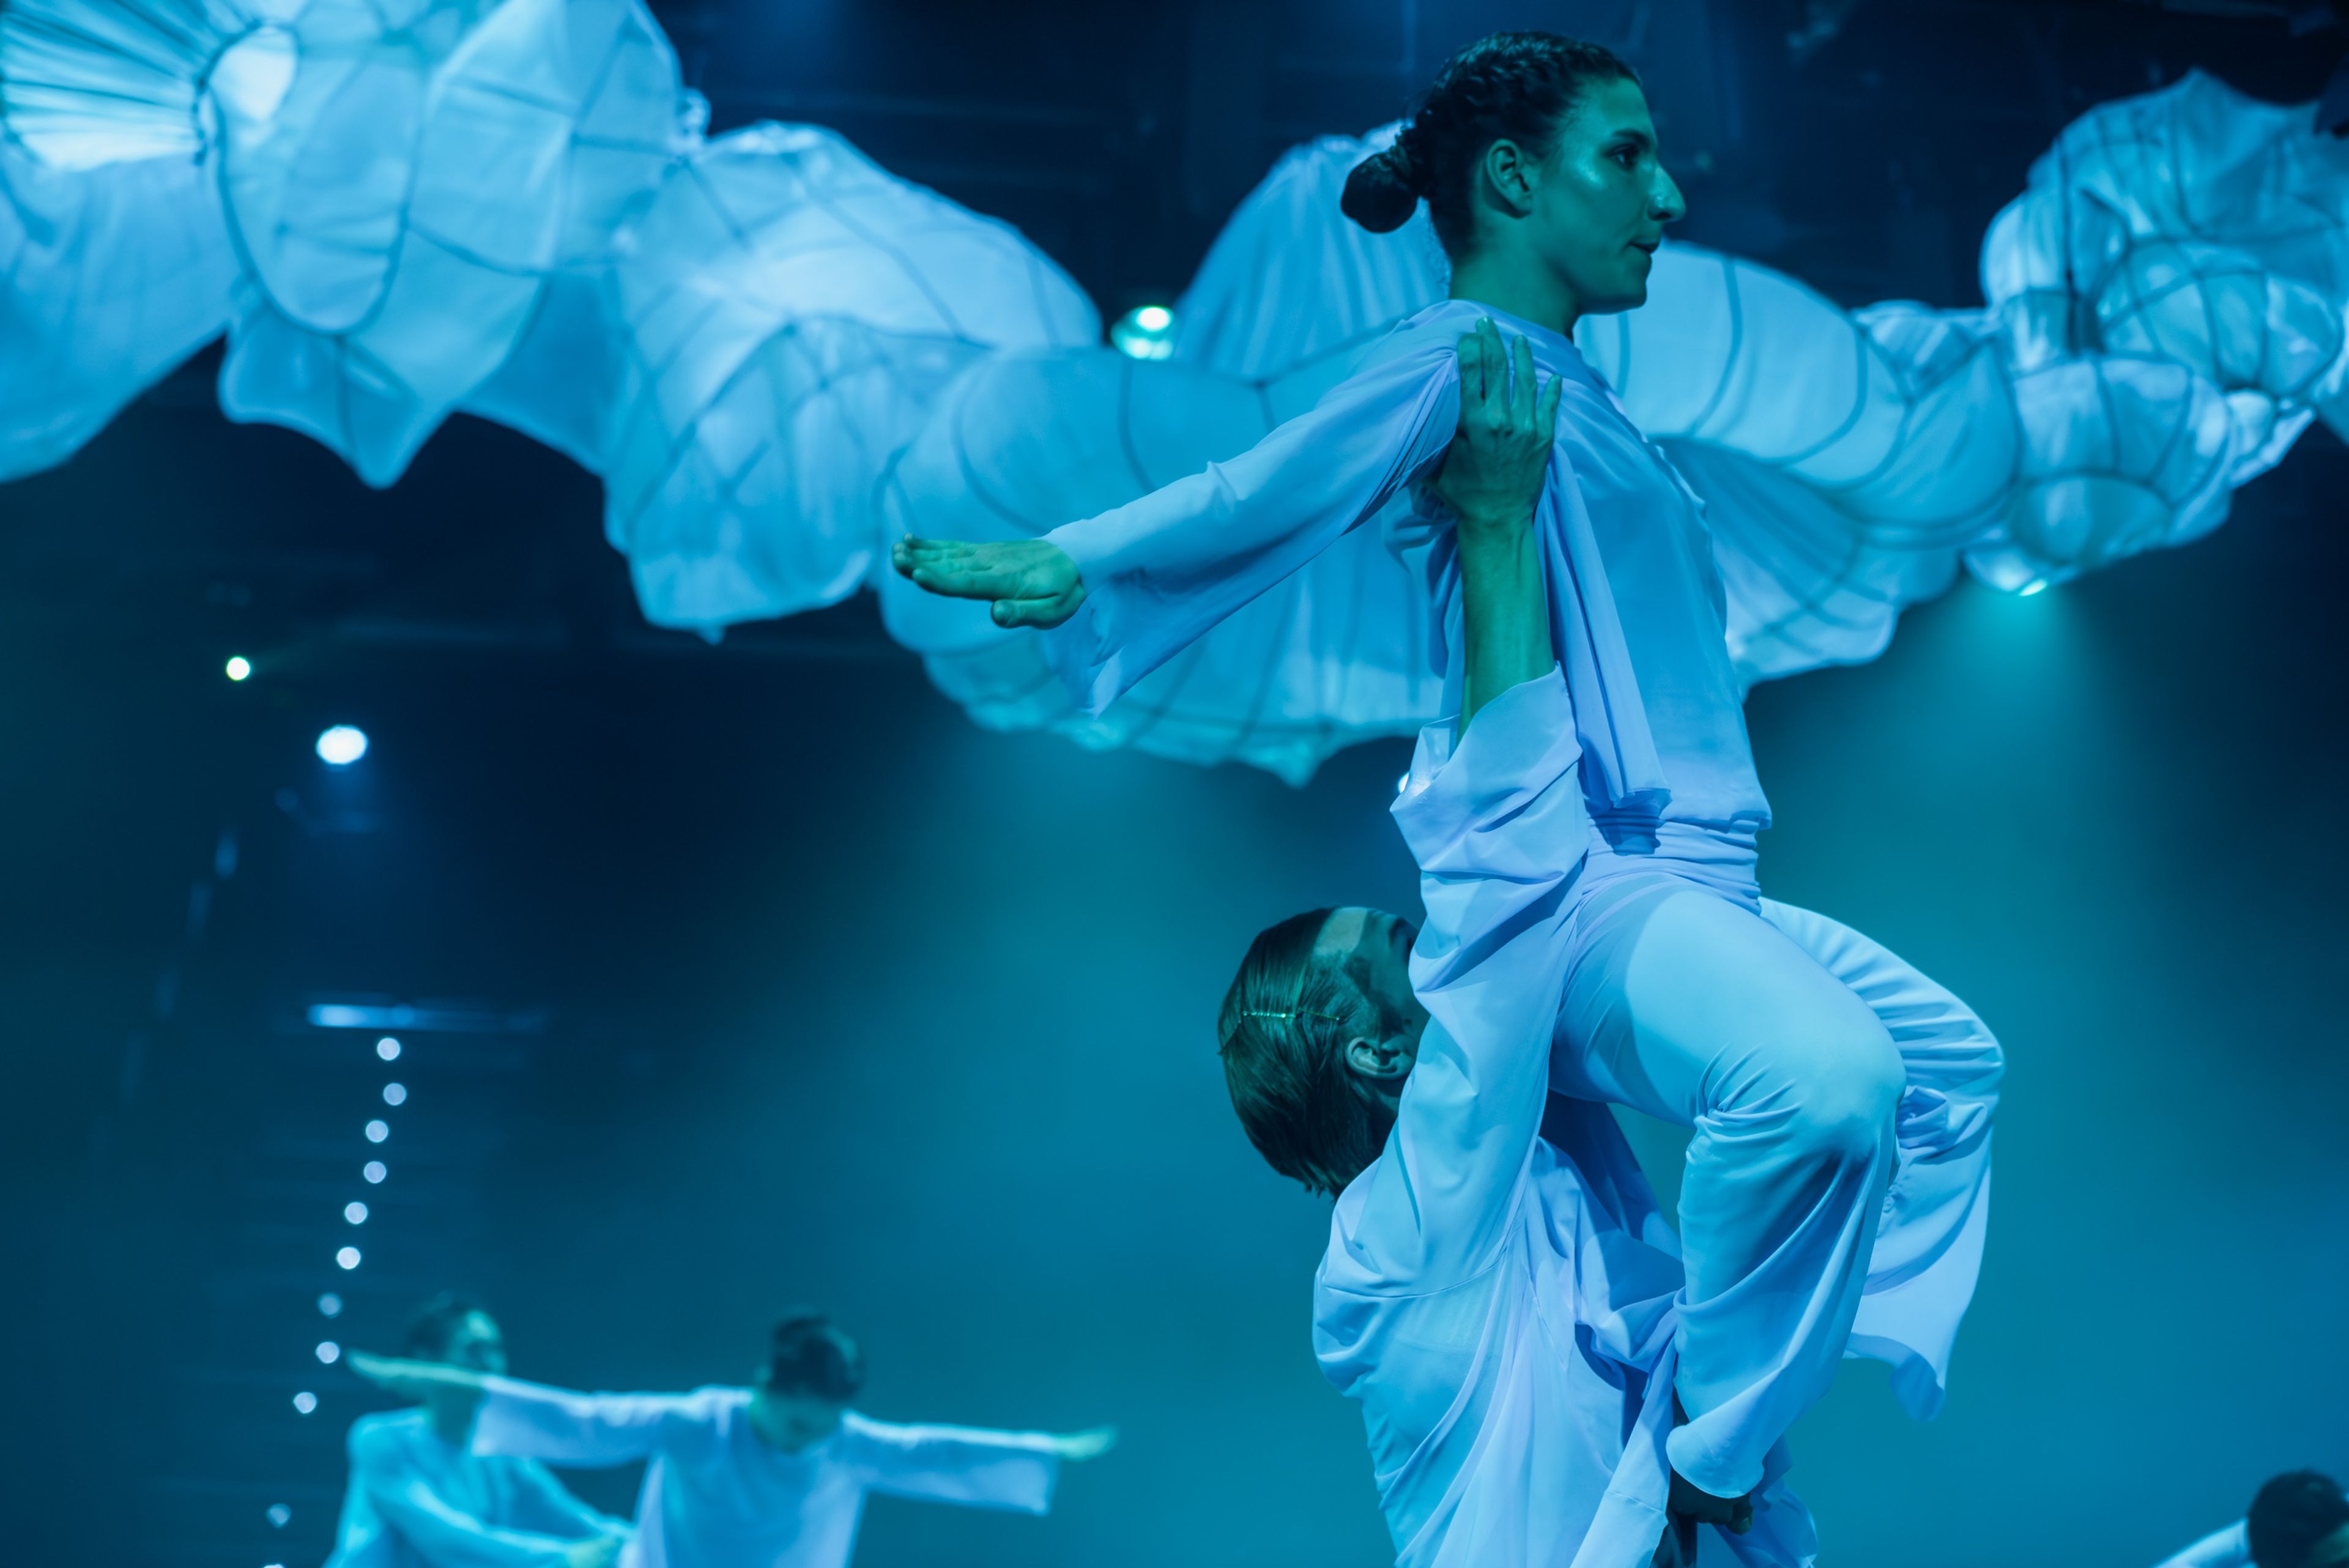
[1779,1023,1904,1162]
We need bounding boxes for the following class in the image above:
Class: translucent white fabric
[209,0,686,484]
[4,0,689,485]
[603,122,1097,630]
[0,138,234,479]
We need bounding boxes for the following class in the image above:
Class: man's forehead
[1313,907,1370,964]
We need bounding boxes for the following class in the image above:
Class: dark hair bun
[1341,147,1423,234]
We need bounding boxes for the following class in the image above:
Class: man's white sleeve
[471,1375,696,1466]
[848,1418,1062,1515]
[1327,667,1588,1293]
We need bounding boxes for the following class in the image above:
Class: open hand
[1050,1425,1118,1462]
[890,537,1086,629]
[1428,318,1561,544]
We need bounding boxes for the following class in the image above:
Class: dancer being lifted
[897,31,2000,1567]
[325,1293,630,1568]
[351,1311,1114,1568]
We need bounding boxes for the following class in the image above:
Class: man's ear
[1344,1035,1412,1082]
[1480,138,1537,218]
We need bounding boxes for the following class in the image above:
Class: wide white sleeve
[1326,667,1589,1293]
[347,1421,584,1568]
[505,1458,632,1540]
[1041,341,1458,714]
[470,1376,700,1466]
[846,1417,1062,1515]
[2151,1521,2251,1568]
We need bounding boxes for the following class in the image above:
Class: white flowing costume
[467,1377,1064,1568]
[325,1408,629,1568]
[1046,299,1999,1563]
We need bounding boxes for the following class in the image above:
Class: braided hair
[2249,1471,2349,1568]
[1216,908,1393,1197]
[1341,31,1639,257]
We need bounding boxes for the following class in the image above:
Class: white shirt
[471,1380,1061,1568]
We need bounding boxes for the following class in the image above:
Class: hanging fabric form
[2,0,2343,779]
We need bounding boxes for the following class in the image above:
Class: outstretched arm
[894,332,1462,713]
[348,1354,690,1467]
[850,1418,1113,1515]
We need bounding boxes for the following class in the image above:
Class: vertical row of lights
[275,1035,406,1552]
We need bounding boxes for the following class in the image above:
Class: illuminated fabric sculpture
[2,0,2343,778]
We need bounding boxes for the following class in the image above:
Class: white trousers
[1549,869,2003,1499]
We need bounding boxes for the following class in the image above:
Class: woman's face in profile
[1527,78,1685,317]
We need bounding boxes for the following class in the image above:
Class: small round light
[317,1292,343,1318]
[292,1391,317,1415]
[267,1504,291,1528]
[316,1340,341,1363]
[382,1083,407,1107]
[316,725,369,766]
[2019,580,2049,596]
[1109,303,1178,362]
[376,1037,401,1061]
[344,1202,368,1225]
[365,1120,388,1143]
[363,1161,387,1184]
[225,656,253,682]
[335,1246,361,1271]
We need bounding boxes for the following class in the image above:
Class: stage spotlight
[382,1083,407,1106]
[344,1202,368,1225]
[292,1391,317,1415]
[365,1119,389,1143]
[376,1037,401,1061]
[267,1504,291,1528]
[225,656,252,682]
[316,1340,340,1363]
[364,1161,387,1184]
[336,1246,361,1270]
[317,1292,343,1317]
[316,725,369,766]
[1110,303,1178,361]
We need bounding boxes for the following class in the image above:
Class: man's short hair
[762,1313,864,1402]
[400,1291,485,1362]
[1216,908,1394,1198]
[2250,1471,2349,1568]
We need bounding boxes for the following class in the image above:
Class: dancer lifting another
[325,1293,630,1568]
[351,1311,1113,1568]
[898,31,1999,1567]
